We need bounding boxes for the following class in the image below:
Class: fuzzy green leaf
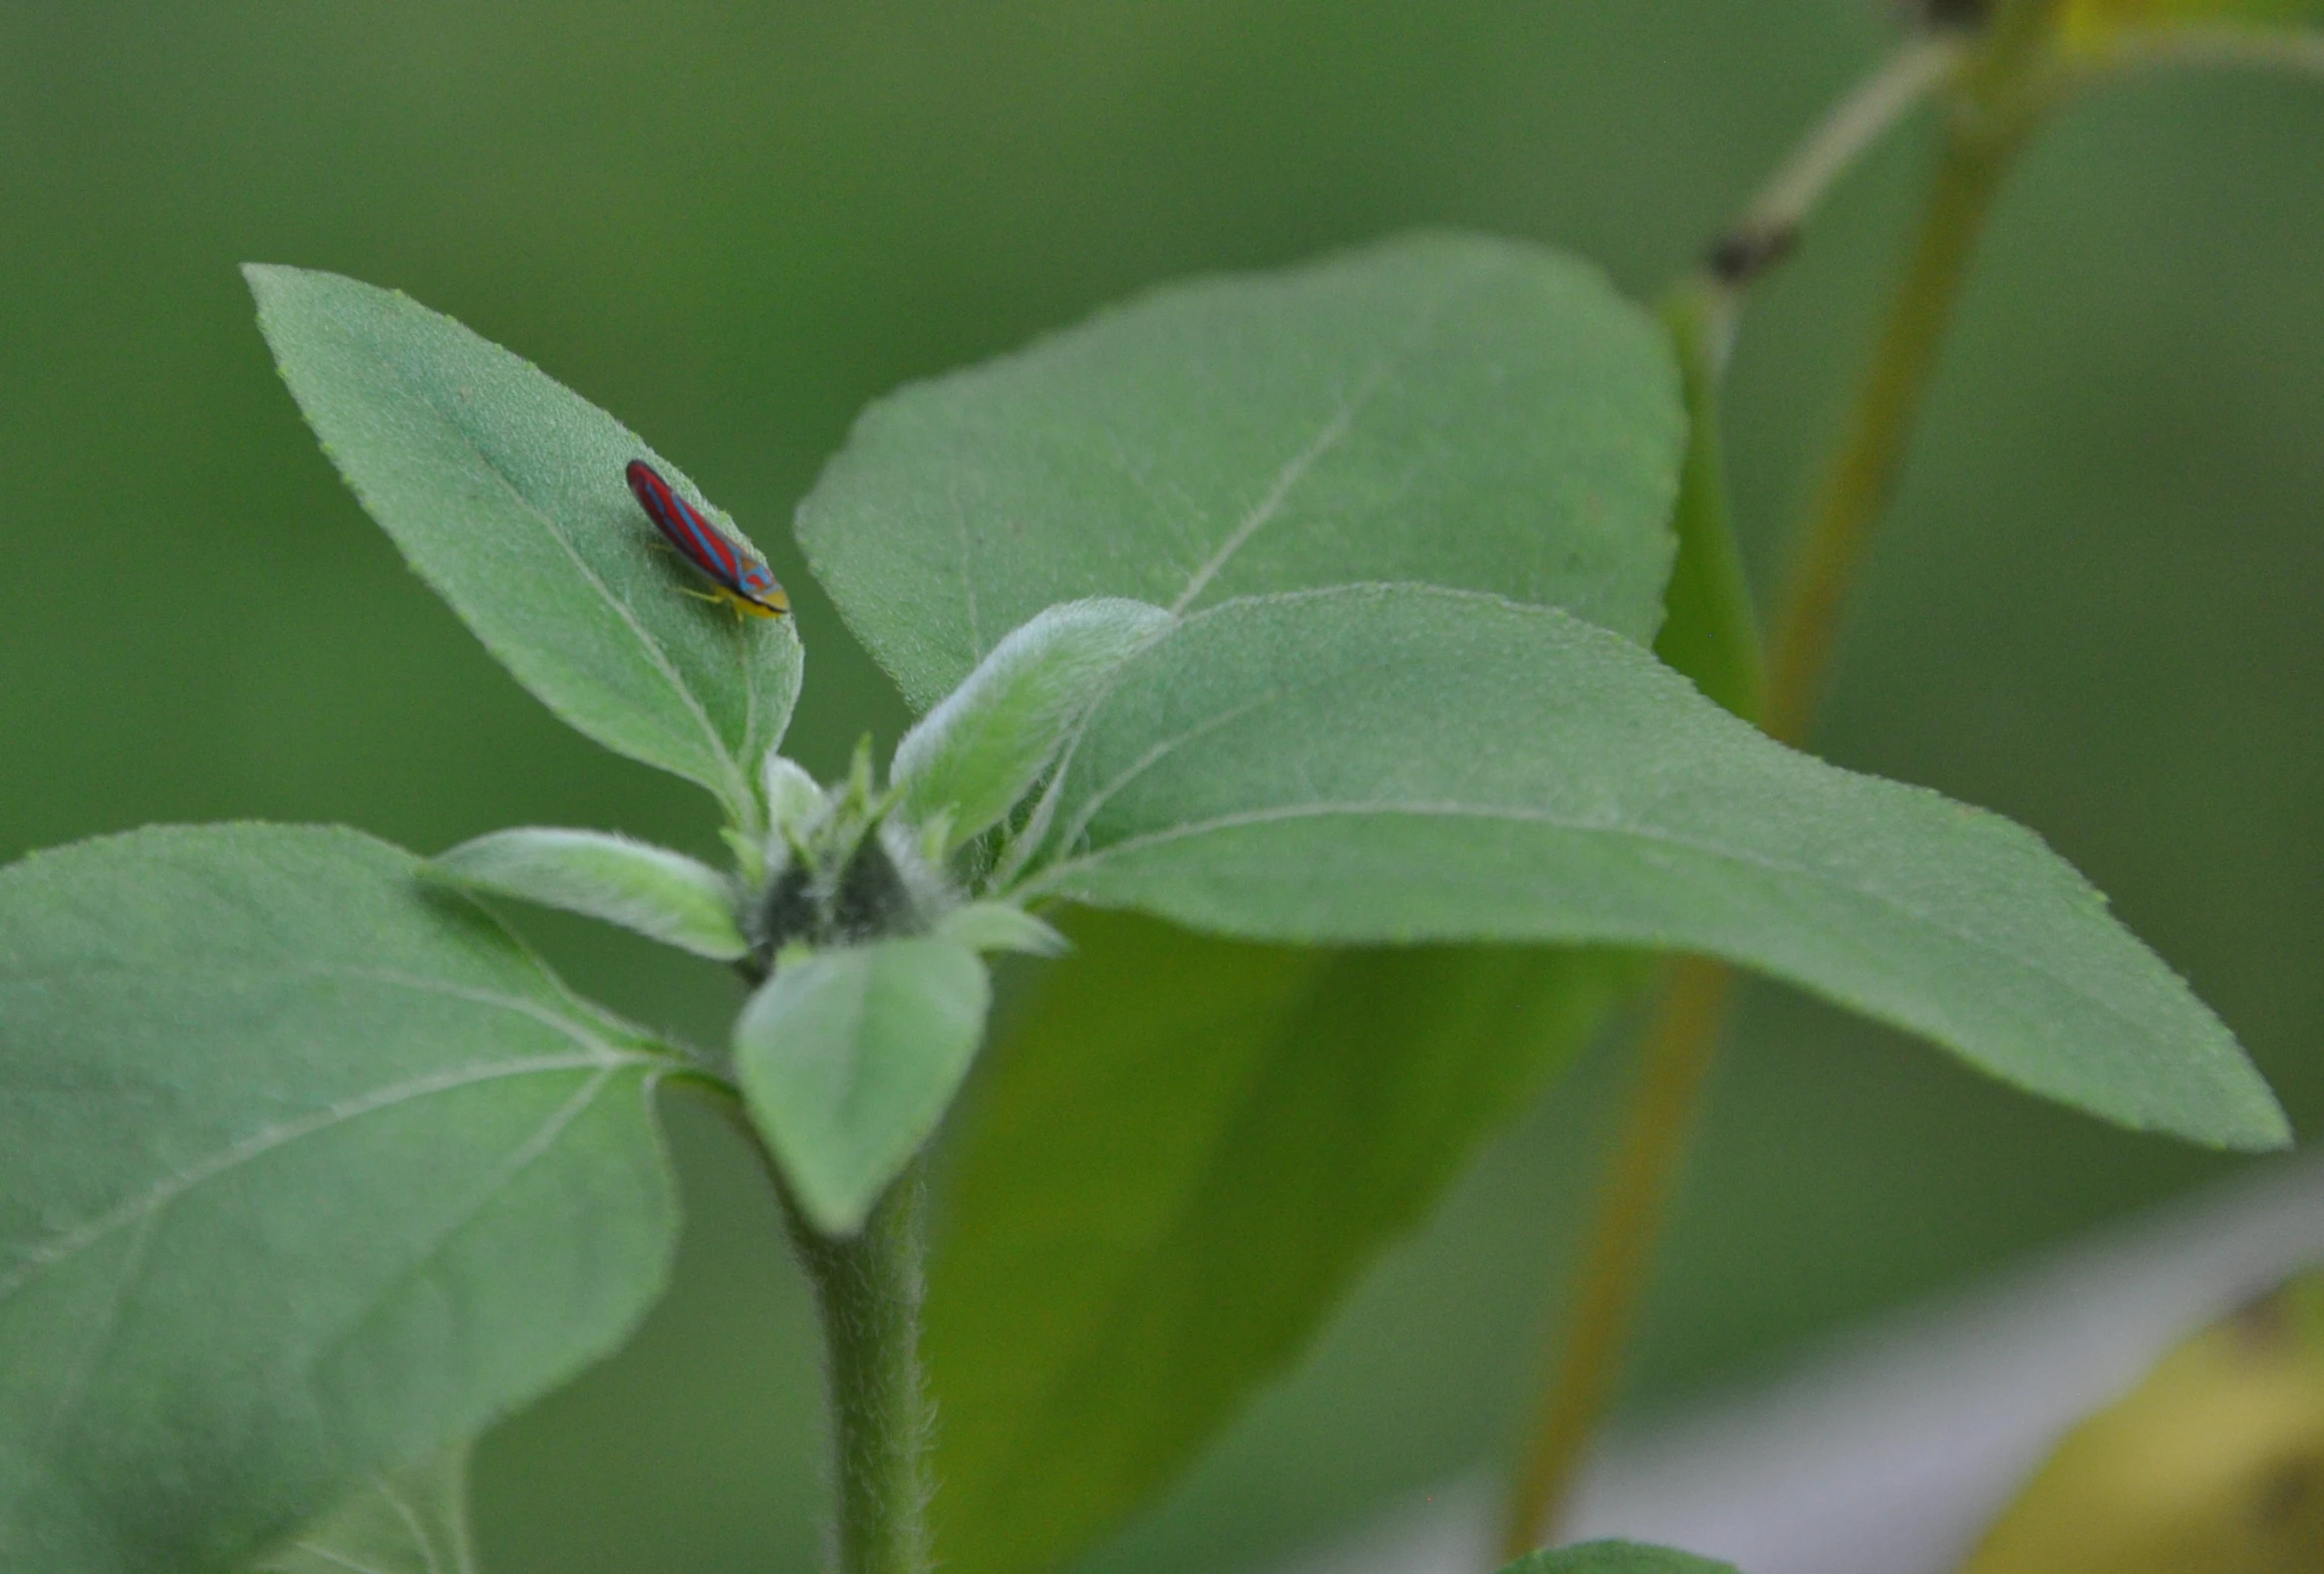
[856,232,1687,1573]
[735,938,991,1236]
[796,229,1684,711]
[892,598,1174,850]
[762,754,826,834]
[933,901,1070,958]
[246,264,801,825]
[247,1446,475,1574]
[432,826,746,961]
[1499,1542,1740,1574]
[0,825,681,1574]
[928,913,1639,1574]
[1019,585,2287,1150]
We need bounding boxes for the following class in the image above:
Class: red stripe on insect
[624,460,789,618]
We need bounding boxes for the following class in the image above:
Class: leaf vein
[0,1055,642,1304]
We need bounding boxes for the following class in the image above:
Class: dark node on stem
[1707,222,1799,286]
[1917,0,1990,30]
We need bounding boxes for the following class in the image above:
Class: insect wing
[625,460,787,615]
[627,460,743,586]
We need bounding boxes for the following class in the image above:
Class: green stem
[789,1169,934,1574]
[1498,956,1736,1559]
[1499,6,2062,1556]
[1762,120,2017,744]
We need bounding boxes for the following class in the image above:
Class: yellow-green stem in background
[1497,4,2065,1557]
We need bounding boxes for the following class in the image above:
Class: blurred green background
[4,2,2320,1570]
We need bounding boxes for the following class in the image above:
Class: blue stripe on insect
[624,460,790,618]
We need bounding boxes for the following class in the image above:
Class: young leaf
[431,826,747,961]
[246,1445,474,1574]
[933,900,1070,957]
[735,937,991,1236]
[1499,1542,1740,1574]
[928,913,1640,1574]
[891,598,1173,850]
[0,825,682,1574]
[1651,284,1763,723]
[762,753,827,834]
[246,265,801,825]
[1019,585,2288,1150]
[797,229,1685,712]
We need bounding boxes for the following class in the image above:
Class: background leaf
[796,228,1684,711]
[247,265,802,825]
[248,1445,476,1574]
[735,937,991,1236]
[432,827,747,961]
[928,913,1641,1574]
[1499,1540,1739,1574]
[1022,585,2287,1150]
[0,825,682,1574]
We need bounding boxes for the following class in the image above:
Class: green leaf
[1651,285,1763,723]
[431,826,746,961]
[932,901,1070,957]
[735,937,991,1236]
[1018,585,2287,1149]
[841,233,1686,1571]
[246,265,801,826]
[247,1445,475,1574]
[796,229,1685,712]
[892,598,1174,852]
[762,753,826,834]
[1499,1542,1740,1574]
[928,912,1639,1574]
[0,825,681,1574]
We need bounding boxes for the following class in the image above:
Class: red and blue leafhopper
[625,460,790,618]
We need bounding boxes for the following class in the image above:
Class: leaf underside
[928,913,1641,1574]
[246,1444,475,1574]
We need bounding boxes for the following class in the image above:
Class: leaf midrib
[1161,252,1507,618]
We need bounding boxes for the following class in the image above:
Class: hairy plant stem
[1498,7,2060,1559]
[787,1167,935,1574]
